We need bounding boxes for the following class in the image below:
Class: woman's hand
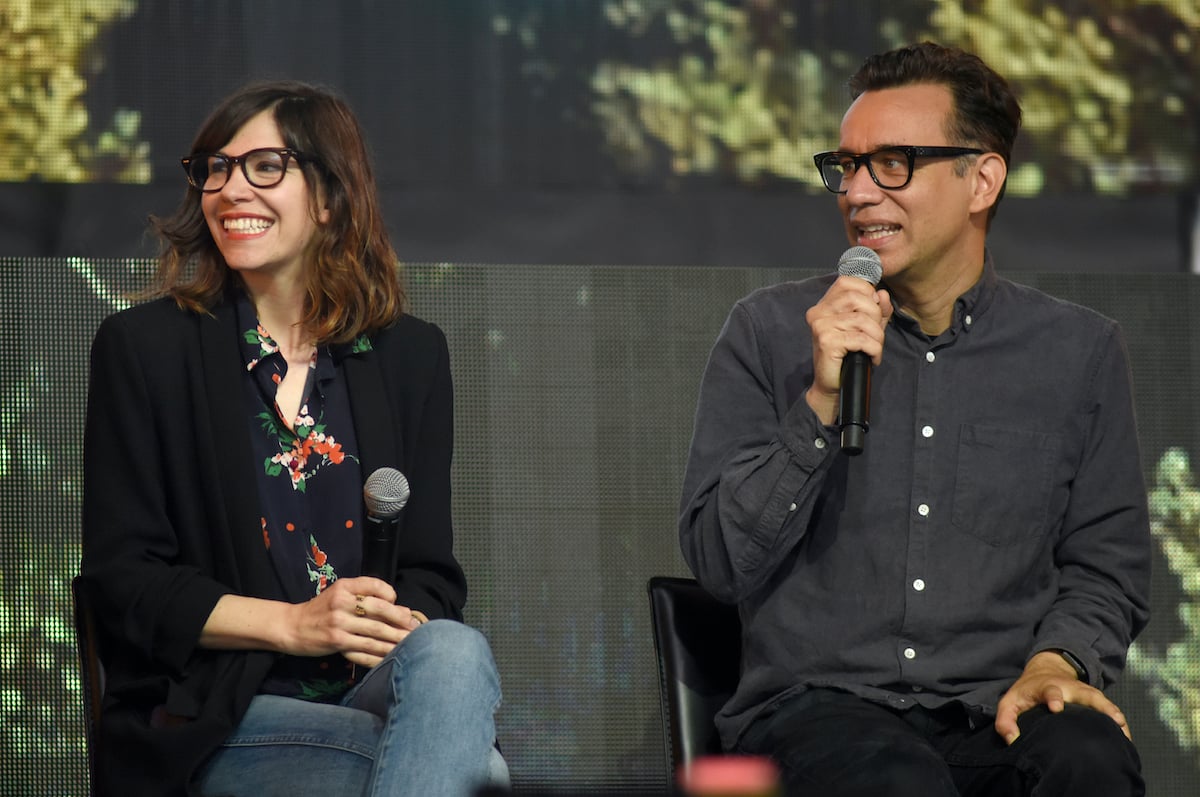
[200,577,426,669]
[285,577,425,668]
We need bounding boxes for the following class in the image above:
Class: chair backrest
[646,575,742,776]
[71,576,104,789]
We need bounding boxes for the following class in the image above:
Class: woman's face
[201,109,328,286]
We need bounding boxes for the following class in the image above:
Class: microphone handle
[361,516,398,581]
[839,351,872,456]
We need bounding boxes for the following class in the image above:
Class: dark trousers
[736,688,1144,797]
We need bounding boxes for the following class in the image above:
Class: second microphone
[361,466,411,582]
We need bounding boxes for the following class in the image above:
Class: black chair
[646,576,742,776]
[71,575,104,791]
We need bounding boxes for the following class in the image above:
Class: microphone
[836,246,883,456]
[361,467,411,581]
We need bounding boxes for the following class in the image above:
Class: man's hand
[804,275,892,425]
[994,650,1131,745]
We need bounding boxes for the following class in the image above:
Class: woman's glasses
[180,147,314,192]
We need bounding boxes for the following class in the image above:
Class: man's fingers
[1043,683,1066,713]
[993,702,1022,745]
[1106,708,1133,741]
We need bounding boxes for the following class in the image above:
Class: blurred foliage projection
[1134,447,1200,767]
[507,0,1199,196]
[0,0,147,182]
[589,0,848,190]
[922,0,1197,195]
[0,256,135,795]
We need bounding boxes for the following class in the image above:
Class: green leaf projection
[1135,447,1200,756]
[0,0,148,183]
[493,0,1199,194]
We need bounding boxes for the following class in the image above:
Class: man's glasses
[812,146,984,194]
[180,147,314,193]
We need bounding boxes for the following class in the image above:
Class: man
[678,42,1150,796]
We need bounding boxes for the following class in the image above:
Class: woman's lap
[196,621,506,797]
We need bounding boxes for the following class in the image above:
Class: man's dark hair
[849,42,1022,217]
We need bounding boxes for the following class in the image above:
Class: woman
[79,81,505,797]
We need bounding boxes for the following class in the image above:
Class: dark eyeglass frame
[812,145,984,194]
[180,147,314,192]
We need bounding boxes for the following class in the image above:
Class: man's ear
[969,152,1007,216]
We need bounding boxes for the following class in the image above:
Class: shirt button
[913,579,926,591]
[921,425,934,438]
[917,503,930,517]
[814,438,826,450]
[788,502,798,512]
[904,647,917,660]
[925,351,936,363]
[965,314,973,326]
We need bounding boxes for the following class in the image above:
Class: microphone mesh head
[364,467,411,520]
[837,246,883,285]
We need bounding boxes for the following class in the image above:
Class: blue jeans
[196,621,507,797]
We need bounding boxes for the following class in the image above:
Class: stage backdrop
[1,257,1198,796]
[0,1,1194,270]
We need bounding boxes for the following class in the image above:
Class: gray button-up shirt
[679,262,1151,749]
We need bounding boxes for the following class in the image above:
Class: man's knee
[1018,703,1133,758]
[1018,705,1143,796]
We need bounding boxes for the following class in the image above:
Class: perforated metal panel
[2,259,1199,795]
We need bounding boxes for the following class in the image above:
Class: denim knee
[344,619,502,719]
[402,621,500,687]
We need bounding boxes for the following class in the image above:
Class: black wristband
[1056,649,1087,681]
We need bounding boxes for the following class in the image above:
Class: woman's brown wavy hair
[148,80,404,344]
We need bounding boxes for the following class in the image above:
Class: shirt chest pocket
[951,424,1062,546]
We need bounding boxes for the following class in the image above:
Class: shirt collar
[234,291,279,373]
[953,250,998,334]
[233,290,373,371]
[886,252,998,340]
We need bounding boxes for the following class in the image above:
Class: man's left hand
[994,650,1131,745]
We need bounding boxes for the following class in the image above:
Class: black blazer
[79,295,466,796]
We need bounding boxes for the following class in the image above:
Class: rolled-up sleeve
[679,299,838,604]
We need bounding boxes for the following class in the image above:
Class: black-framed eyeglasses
[180,147,314,192]
[812,145,984,194]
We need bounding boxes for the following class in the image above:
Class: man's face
[836,83,987,286]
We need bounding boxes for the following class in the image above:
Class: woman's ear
[312,184,332,224]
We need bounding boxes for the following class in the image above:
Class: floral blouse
[235,295,372,701]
